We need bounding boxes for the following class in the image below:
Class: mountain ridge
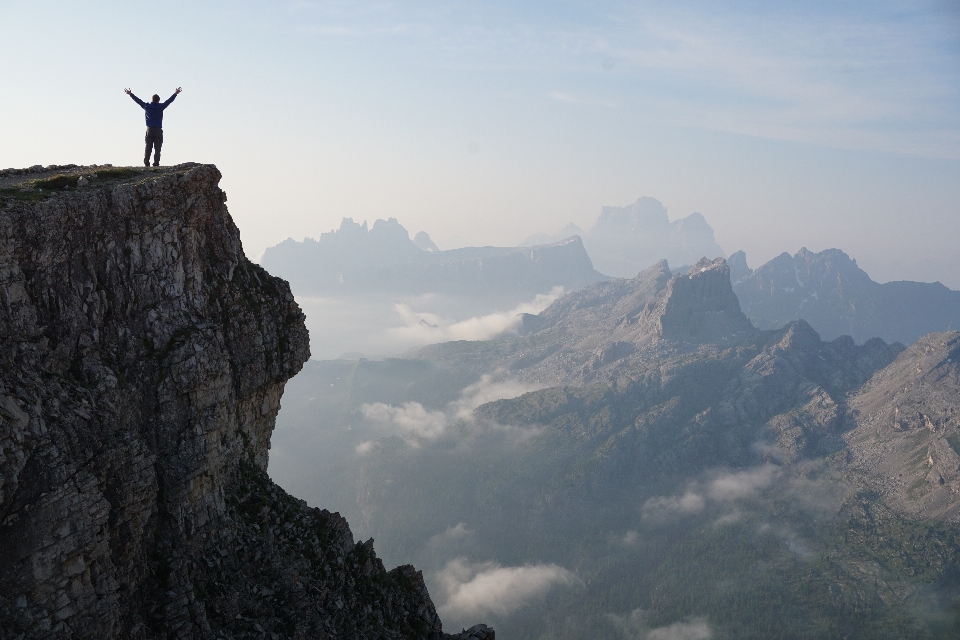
[732,247,960,345]
[261,218,606,301]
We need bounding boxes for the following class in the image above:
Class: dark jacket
[129,92,177,128]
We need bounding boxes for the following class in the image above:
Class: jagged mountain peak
[734,247,960,344]
[727,249,751,283]
[652,257,755,342]
[262,219,605,301]
[465,256,758,386]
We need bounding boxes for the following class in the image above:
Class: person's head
[151,94,160,103]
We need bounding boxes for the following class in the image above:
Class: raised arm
[125,88,147,108]
[162,87,182,107]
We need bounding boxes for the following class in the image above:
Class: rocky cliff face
[0,165,490,639]
[648,257,755,342]
[409,257,757,389]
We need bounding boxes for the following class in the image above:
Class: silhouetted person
[125,87,182,167]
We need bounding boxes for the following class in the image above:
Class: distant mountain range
[262,209,960,352]
[731,247,960,345]
[261,217,606,302]
[521,196,725,277]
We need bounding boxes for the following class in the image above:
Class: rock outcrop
[0,164,488,639]
[648,257,755,342]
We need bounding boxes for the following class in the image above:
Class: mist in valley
[293,289,565,360]
[2,0,958,638]
[267,226,960,637]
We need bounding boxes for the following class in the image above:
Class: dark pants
[144,127,163,166]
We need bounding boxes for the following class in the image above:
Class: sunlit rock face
[0,164,485,639]
[649,257,755,343]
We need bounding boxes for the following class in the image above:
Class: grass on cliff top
[33,167,143,190]
[1,167,150,205]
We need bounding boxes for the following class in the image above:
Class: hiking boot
[144,160,149,167]
[153,163,160,167]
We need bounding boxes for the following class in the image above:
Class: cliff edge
[0,164,491,639]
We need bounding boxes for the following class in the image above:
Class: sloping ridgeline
[0,164,491,640]
[283,257,960,638]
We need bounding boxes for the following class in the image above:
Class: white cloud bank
[642,465,778,522]
[299,288,564,360]
[358,373,544,449]
[435,558,576,619]
[428,522,474,548]
[388,287,564,346]
[608,608,713,640]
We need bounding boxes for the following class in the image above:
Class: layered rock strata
[0,164,486,639]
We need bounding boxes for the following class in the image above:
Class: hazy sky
[2,0,958,284]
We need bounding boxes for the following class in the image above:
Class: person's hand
[124,88,131,94]
[175,87,182,94]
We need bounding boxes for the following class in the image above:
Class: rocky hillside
[0,164,491,640]
[731,247,960,345]
[845,331,960,521]
[416,257,756,387]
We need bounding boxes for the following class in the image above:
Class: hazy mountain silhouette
[261,217,606,301]
[522,197,725,277]
[732,247,960,345]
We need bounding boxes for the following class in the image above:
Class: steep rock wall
[0,165,488,640]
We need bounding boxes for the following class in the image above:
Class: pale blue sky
[2,0,958,284]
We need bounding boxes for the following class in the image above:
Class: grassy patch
[1,167,148,207]
[33,175,78,191]
[0,186,48,205]
[94,167,142,180]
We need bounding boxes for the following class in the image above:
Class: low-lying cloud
[706,465,777,501]
[642,465,778,522]
[359,373,544,447]
[361,401,448,442]
[607,608,713,640]
[388,287,565,347]
[642,491,706,520]
[297,288,564,359]
[435,558,576,619]
[428,522,474,548]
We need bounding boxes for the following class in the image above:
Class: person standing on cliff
[124,87,181,167]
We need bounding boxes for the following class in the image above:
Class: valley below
[270,257,960,639]
[3,161,959,639]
